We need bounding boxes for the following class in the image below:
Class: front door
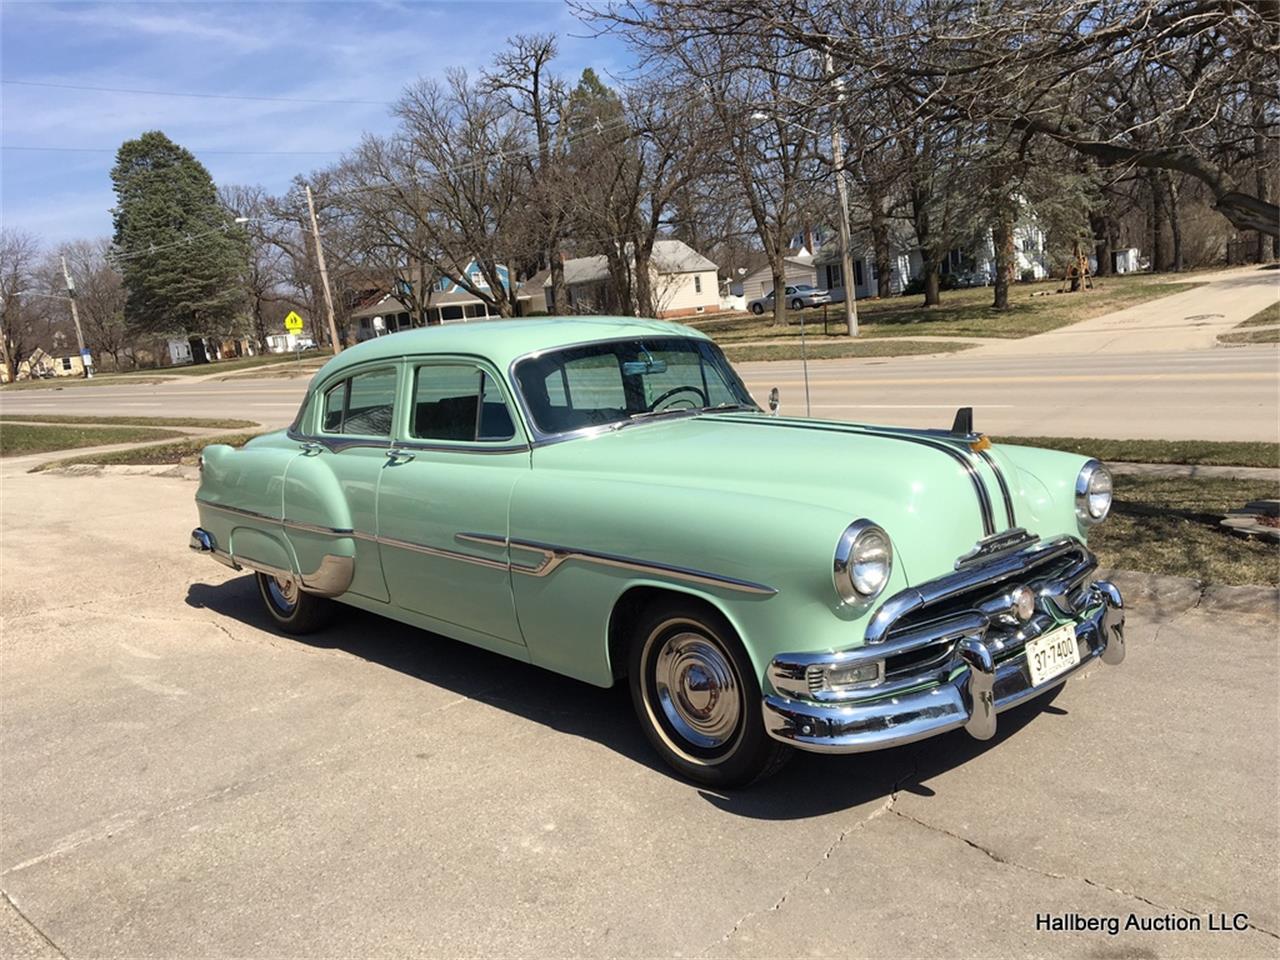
[376,358,528,646]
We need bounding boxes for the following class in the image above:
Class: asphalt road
[1,466,1277,958]
[1,344,1276,442]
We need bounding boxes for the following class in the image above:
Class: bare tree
[0,229,43,382]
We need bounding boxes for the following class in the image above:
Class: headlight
[834,520,893,604]
[1076,460,1113,525]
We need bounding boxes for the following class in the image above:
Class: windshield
[513,337,757,436]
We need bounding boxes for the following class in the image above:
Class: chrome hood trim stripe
[706,415,999,537]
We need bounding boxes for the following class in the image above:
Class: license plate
[1025,624,1081,687]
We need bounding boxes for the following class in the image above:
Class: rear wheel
[790,298,804,310]
[256,572,337,634]
[628,599,791,787]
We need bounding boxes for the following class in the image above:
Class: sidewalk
[971,264,1278,357]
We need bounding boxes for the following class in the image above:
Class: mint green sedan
[191,318,1124,787]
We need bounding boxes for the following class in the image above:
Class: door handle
[300,441,323,455]
[386,448,415,464]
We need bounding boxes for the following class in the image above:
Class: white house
[546,239,720,319]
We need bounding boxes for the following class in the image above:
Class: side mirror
[768,387,780,415]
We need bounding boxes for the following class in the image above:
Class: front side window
[321,367,397,436]
[514,337,755,436]
[411,363,515,442]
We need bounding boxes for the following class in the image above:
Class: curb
[1100,569,1279,620]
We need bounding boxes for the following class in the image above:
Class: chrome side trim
[976,448,1017,528]
[391,439,530,455]
[377,533,511,571]
[457,532,778,596]
[196,498,354,536]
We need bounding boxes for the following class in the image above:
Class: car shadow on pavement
[187,574,1069,820]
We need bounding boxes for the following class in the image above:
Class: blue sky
[1,1,630,245]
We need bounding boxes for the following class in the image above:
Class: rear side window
[321,367,397,436]
[411,363,515,442]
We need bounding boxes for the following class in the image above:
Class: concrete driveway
[2,466,1277,959]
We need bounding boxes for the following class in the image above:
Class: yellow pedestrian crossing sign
[284,311,304,333]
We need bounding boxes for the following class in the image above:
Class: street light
[750,109,859,337]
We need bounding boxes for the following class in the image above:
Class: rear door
[376,357,529,646]
[282,362,400,602]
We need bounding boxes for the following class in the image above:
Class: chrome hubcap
[654,632,741,748]
[267,574,299,612]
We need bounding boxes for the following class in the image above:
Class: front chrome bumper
[762,577,1125,754]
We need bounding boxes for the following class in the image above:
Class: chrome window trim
[314,362,401,442]
[505,334,757,446]
[405,356,529,449]
[457,532,777,596]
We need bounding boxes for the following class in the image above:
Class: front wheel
[750,302,764,315]
[790,298,804,310]
[628,600,791,787]
[256,572,337,634]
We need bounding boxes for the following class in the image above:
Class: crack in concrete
[890,809,1280,941]
[2,888,68,958]
[702,749,924,955]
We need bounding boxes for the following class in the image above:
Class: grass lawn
[995,436,1279,468]
[32,431,265,471]
[1240,300,1280,327]
[1,423,184,457]
[723,340,973,362]
[694,274,1203,345]
[0,414,258,429]
[1091,475,1279,586]
[1216,299,1280,344]
[157,351,333,377]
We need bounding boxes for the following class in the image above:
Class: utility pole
[305,184,342,354]
[61,256,92,378]
[826,50,859,338]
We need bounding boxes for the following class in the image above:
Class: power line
[2,145,345,156]
[0,78,392,106]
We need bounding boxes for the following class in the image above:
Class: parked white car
[747,284,831,315]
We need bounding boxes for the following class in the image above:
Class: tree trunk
[1091,212,1112,277]
[1164,173,1183,272]
[923,261,941,307]
[1147,171,1167,271]
[992,215,1013,310]
[870,194,893,298]
[550,251,567,317]
[634,246,655,318]
[771,263,787,326]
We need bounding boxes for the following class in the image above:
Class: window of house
[61,357,72,371]
[854,261,865,287]
[694,275,702,294]
[827,265,844,289]
[411,363,515,442]
[321,367,396,437]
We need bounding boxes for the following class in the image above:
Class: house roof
[551,239,718,287]
[351,288,531,319]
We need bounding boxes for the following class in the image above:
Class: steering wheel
[646,385,709,412]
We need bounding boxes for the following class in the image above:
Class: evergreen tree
[110,131,248,340]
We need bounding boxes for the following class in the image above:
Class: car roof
[312,316,713,380]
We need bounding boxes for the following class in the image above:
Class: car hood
[528,412,1057,583]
